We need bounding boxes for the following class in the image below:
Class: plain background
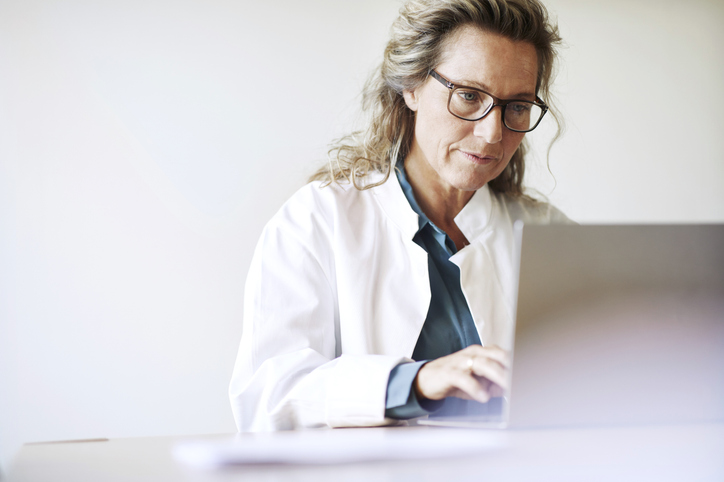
[1,0,723,476]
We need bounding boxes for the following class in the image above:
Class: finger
[488,383,505,398]
[453,371,492,404]
[470,357,510,392]
[465,345,511,369]
[447,388,475,401]
[451,378,506,402]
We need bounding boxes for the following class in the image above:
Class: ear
[403,88,420,112]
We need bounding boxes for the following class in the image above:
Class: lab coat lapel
[450,187,517,351]
[370,173,431,359]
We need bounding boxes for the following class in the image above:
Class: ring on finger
[466,357,474,372]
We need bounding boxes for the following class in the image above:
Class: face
[403,26,538,194]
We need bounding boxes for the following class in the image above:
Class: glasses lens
[504,102,544,132]
[449,88,493,120]
[449,88,545,132]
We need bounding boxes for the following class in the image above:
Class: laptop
[419,223,724,429]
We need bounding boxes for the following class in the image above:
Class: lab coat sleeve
[229,186,406,431]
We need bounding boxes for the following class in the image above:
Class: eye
[508,102,532,115]
[456,90,479,103]
[512,103,530,112]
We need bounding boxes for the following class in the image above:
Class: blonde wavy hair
[309,0,562,197]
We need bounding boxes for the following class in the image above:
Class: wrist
[413,361,431,400]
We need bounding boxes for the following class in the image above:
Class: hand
[413,345,510,404]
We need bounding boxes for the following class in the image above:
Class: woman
[230,0,570,430]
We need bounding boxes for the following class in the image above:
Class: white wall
[528,0,724,222]
[1,0,722,475]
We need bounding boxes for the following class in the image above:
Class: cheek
[424,117,470,157]
[415,111,447,156]
[415,98,468,153]
[503,132,526,161]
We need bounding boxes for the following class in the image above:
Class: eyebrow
[454,78,536,101]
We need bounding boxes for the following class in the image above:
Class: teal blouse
[384,164,482,419]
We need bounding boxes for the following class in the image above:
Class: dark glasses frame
[429,69,548,133]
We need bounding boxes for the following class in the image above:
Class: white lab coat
[229,171,570,431]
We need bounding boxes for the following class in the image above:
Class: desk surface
[7,423,724,482]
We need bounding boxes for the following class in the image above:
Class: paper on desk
[173,427,506,468]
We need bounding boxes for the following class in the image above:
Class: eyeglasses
[429,70,548,133]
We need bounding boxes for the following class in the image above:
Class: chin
[451,178,489,192]
[450,171,497,192]
[470,166,509,191]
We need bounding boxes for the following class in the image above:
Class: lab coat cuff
[325,354,408,427]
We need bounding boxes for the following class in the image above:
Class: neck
[403,154,474,251]
[403,156,474,229]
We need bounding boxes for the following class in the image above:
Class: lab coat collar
[372,169,496,244]
[370,169,512,349]
[370,170,420,240]
[454,184,495,244]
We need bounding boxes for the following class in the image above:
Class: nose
[473,105,504,144]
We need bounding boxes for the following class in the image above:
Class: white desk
[7,423,724,482]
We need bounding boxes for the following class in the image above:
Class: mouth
[460,150,498,165]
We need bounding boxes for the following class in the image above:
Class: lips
[460,150,498,165]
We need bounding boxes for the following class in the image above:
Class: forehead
[437,25,538,99]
